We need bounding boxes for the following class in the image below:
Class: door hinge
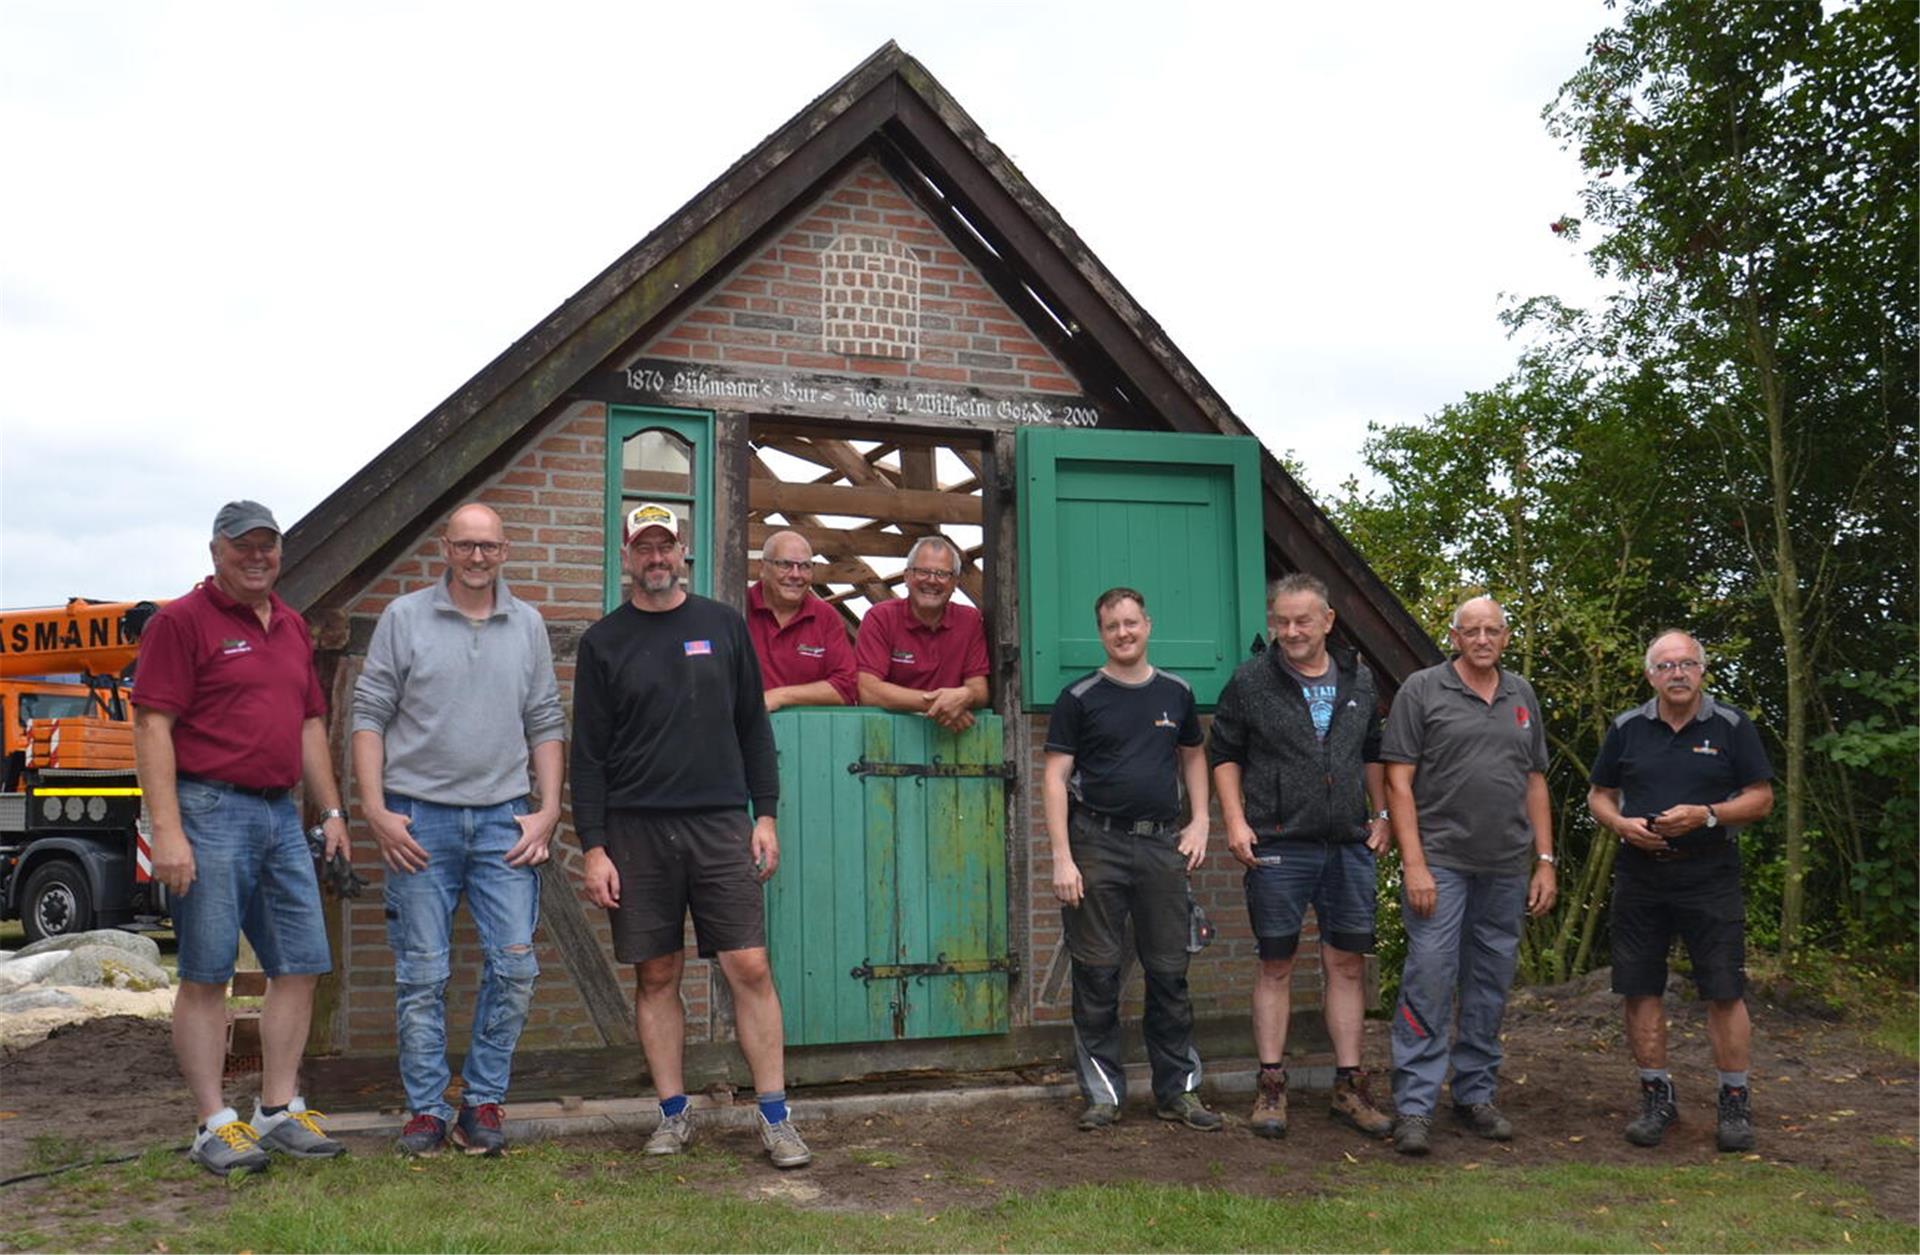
[850,953,1015,983]
[847,758,1015,779]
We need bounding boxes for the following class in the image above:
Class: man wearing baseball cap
[570,502,810,1168]
[132,500,351,1175]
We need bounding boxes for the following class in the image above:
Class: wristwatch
[1536,852,1558,867]
[318,807,348,825]
[1703,805,1719,829]
[1372,809,1390,822]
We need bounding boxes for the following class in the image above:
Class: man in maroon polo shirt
[747,530,857,712]
[131,500,351,1176]
[854,535,989,732]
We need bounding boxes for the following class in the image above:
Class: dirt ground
[2,969,1914,1238]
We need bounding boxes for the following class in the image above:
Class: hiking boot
[1716,1085,1755,1153]
[1331,1070,1394,1139]
[395,1113,447,1157]
[758,1111,813,1169]
[452,1102,507,1157]
[644,1108,695,1156]
[1154,1092,1224,1132]
[189,1110,271,1177]
[1452,1101,1513,1141]
[1077,1102,1120,1131]
[1249,1069,1288,1139]
[1624,1077,1679,1147]
[1393,1114,1433,1156]
[252,1098,346,1159]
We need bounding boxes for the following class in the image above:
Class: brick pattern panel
[639,160,1078,394]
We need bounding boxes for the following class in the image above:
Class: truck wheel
[21,860,94,943]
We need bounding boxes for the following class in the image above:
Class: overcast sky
[0,0,1616,609]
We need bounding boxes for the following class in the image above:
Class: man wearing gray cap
[132,500,351,1176]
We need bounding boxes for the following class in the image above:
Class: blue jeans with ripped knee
[384,794,541,1122]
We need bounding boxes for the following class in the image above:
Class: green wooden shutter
[1018,428,1265,710]
[765,708,1008,1045]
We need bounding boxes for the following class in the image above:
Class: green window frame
[604,406,714,610]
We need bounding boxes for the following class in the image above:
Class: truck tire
[21,859,94,943]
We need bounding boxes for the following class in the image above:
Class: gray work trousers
[1390,864,1528,1117]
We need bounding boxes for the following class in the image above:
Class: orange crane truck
[0,598,166,941]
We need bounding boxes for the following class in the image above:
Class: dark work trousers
[1062,810,1202,1108]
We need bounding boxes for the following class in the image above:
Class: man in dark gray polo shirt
[1381,596,1557,1155]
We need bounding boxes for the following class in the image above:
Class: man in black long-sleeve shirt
[570,502,809,1169]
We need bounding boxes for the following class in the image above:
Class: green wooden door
[766,708,1008,1045]
[1018,428,1265,710]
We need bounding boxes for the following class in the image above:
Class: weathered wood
[712,414,750,607]
[537,860,637,1046]
[749,455,897,604]
[748,480,983,525]
[899,447,936,490]
[748,522,919,558]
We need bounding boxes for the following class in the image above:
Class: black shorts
[1610,850,1745,1001]
[603,809,764,964]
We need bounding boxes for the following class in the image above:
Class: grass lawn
[11,1138,1912,1254]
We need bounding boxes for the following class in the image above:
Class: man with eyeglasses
[1381,595,1557,1155]
[855,536,989,732]
[571,502,810,1169]
[132,500,351,1175]
[1587,630,1773,1153]
[747,530,857,711]
[350,502,565,1157]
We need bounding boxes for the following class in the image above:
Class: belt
[1073,808,1175,838]
[1626,838,1733,862]
[177,772,293,801]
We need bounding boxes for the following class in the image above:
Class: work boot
[452,1102,507,1157]
[395,1113,447,1157]
[1452,1101,1513,1141]
[1624,1077,1679,1147]
[1392,1114,1432,1156]
[1330,1070,1394,1139]
[189,1109,271,1177]
[644,1107,695,1156]
[758,1110,813,1169]
[1716,1085,1755,1153]
[1077,1102,1120,1131]
[1249,1068,1288,1139]
[1155,1092,1224,1132]
[252,1098,346,1159]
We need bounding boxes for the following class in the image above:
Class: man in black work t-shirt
[570,502,810,1170]
[1043,587,1219,1133]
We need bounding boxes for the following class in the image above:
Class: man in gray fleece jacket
[350,503,565,1158]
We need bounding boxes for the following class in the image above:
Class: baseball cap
[213,500,282,539]
[622,502,683,546]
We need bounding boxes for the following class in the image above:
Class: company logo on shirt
[1692,739,1720,756]
[1515,706,1531,729]
[1153,710,1178,729]
[796,644,826,659]
[683,639,713,656]
[219,638,252,656]
[890,649,915,666]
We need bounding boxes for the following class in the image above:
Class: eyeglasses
[764,559,815,575]
[630,542,681,558]
[907,566,957,584]
[446,540,505,558]
[1651,659,1704,673]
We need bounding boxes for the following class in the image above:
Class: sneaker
[189,1110,271,1177]
[1624,1077,1679,1147]
[396,1113,447,1157]
[1452,1101,1513,1141]
[252,1098,346,1159]
[758,1110,813,1169]
[452,1103,506,1157]
[1077,1102,1120,1131]
[1716,1085,1755,1153]
[1249,1069,1288,1139]
[1154,1092,1224,1132]
[1393,1114,1433,1156]
[1331,1071,1395,1139]
[644,1107,695,1156]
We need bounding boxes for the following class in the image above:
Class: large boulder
[15,929,162,965]
[0,950,73,993]
[0,988,81,1014]
[40,946,171,992]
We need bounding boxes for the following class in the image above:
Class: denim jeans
[172,778,331,985]
[384,794,540,1121]
[1389,865,1528,1117]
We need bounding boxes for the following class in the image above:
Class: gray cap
[213,500,282,539]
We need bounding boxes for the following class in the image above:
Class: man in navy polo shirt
[1588,629,1774,1153]
[1045,587,1218,1132]
[132,500,350,1176]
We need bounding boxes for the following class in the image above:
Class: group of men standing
[132,493,1768,1178]
[1046,575,1770,1158]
